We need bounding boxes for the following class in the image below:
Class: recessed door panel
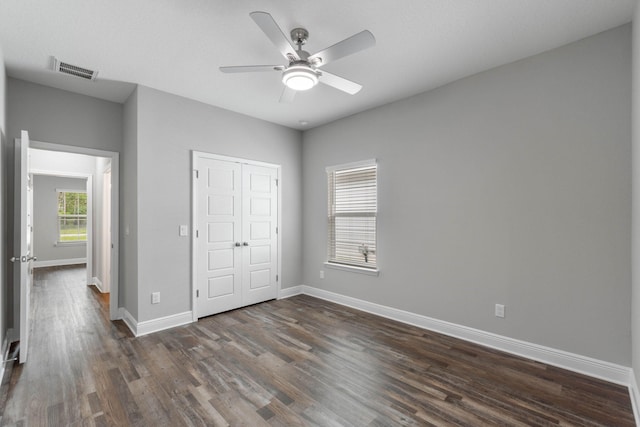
[250,173,271,193]
[208,276,234,298]
[209,195,234,216]
[250,222,270,240]
[249,269,271,289]
[208,168,234,190]
[208,249,234,270]
[208,223,233,243]
[250,245,271,265]
[250,198,270,216]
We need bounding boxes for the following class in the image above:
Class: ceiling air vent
[52,57,98,81]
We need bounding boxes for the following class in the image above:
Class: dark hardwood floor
[0,265,634,426]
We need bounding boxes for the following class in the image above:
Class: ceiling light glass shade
[282,66,318,91]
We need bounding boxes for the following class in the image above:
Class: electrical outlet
[320,270,325,279]
[152,292,160,304]
[495,304,505,318]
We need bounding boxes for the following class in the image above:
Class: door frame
[191,151,282,321]
[101,166,112,293]
[26,140,120,321]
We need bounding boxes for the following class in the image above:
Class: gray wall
[0,42,6,349]
[302,25,631,365]
[133,85,303,322]
[7,79,122,153]
[632,1,640,391]
[6,78,123,331]
[32,175,87,262]
[122,88,138,317]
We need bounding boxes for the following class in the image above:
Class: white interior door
[196,158,243,317]
[241,164,278,306]
[13,130,33,364]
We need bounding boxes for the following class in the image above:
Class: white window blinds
[327,160,377,269]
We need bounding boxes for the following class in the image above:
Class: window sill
[324,262,379,276]
[55,241,87,247]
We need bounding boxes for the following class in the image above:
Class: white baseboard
[137,311,193,336]
[278,285,303,299]
[91,277,108,293]
[630,372,640,425]
[119,308,137,337]
[118,308,193,337]
[33,258,86,268]
[299,285,632,387]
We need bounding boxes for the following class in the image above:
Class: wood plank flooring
[0,265,634,426]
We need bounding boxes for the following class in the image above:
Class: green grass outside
[60,227,87,242]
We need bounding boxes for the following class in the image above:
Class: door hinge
[276,274,279,282]
[275,226,278,234]
[275,178,278,187]
[196,289,199,297]
[196,230,199,238]
[195,170,199,179]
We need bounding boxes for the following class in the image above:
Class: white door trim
[191,151,282,321]
[27,140,120,321]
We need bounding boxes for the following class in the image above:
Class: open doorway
[24,141,119,321]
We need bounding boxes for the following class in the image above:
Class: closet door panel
[196,158,243,317]
[241,164,278,305]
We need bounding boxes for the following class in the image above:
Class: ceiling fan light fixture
[282,66,318,91]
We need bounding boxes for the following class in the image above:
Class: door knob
[243,242,249,246]
[234,242,241,247]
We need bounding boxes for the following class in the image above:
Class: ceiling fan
[220,11,376,102]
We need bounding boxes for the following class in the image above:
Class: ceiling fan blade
[279,86,296,103]
[219,65,283,73]
[308,30,375,67]
[319,71,362,95]
[250,11,300,61]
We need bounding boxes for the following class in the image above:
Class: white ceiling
[0,0,634,130]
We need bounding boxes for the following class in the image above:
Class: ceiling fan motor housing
[290,28,309,45]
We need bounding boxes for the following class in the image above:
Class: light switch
[179,225,189,237]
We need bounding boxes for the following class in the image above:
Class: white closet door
[241,164,278,306]
[197,158,243,317]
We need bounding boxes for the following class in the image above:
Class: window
[327,159,378,272]
[57,190,87,242]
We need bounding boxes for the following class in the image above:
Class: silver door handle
[234,242,241,247]
[243,242,249,246]
[9,256,36,263]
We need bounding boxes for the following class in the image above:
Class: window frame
[56,189,88,245]
[325,159,379,276]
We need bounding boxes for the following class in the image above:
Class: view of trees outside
[57,191,87,242]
